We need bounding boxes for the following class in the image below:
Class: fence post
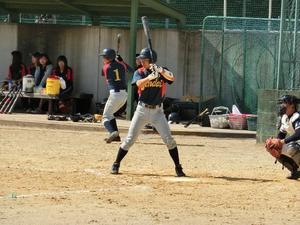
[292,0,299,89]
[277,0,287,90]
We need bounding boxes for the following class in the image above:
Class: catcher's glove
[265,138,283,158]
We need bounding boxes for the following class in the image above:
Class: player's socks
[110,118,119,132]
[169,147,185,176]
[115,147,128,164]
[104,120,115,133]
[168,147,180,166]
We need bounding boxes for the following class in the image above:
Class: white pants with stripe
[102,90,127,124]
[120,102,177,150]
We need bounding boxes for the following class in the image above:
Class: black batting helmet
[138,48,157,63]
[99,48,116,61]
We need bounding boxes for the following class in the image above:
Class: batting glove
[147,71,160,81]
[150,64,163,73]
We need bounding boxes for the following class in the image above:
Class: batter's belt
[139,101,161,109]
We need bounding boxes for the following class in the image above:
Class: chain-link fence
[277,0,300,90]
[200,16,281,114]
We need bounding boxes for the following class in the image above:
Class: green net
[277,0,300,90]
[0,1,282,28]
[200,16,281,114]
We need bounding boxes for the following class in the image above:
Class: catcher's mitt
[265,138,283,158]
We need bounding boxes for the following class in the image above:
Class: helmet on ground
[138,48,157,63]
[168,112,180,124]
[99,48,116,61]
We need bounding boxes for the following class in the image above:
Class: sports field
[0,125,299,225]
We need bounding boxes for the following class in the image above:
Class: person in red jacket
[7,50,26,84]
[53,55,74,114]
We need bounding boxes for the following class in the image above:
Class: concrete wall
[0,24,18,81]
[0,23,201,106]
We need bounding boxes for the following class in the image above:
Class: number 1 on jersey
[113,69,121,81]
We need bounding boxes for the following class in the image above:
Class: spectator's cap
[136,53,140,58]
[31,52,41,58]
[99,48,116,61]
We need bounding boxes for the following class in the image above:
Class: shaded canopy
[0,0,186,24]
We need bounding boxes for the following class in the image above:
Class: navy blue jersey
[132,67,173,105]
[102,60,127,91]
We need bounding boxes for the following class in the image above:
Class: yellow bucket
[46,76,60,95]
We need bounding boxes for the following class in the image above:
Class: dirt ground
[0,125,299,225]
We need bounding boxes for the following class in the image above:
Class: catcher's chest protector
[280,113,300,135]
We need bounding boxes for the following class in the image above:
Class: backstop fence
[200,12,300,114]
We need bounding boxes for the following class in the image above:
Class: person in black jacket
[53,55,74,114]
[27,52,41,76]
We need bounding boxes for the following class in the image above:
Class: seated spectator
[32,55,73,114]
[24,52,40,112]
[7,50,26,85]
[32,54,53,114]
[53,55,74,113]
[34,53,53,88]
[27,52,40,75]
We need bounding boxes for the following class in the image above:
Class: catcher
[265,95,300,179]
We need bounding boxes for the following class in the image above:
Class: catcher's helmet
[138,48,157,63]
[99,48,116,61]
[278,95,298,105]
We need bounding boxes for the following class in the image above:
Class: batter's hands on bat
[116,54,123,62]
[147,70,160,81]
[150,64,163,73]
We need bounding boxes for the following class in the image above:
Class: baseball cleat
[175,164,186,177]
[104,135,121,143]
[287,171,300,180]
[105,131,120,143]
[111,162,120,174]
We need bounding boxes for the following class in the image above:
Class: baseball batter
[100,48,127,143]
[110,48,186,177]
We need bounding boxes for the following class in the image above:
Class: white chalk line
[0,185,152,200]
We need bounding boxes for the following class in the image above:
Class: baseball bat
[0,87,14,108]
[0,86,18,113]
[116,33,121,55]
[7,87,22,114]
[141,16,154,62]
[184,108,209,128]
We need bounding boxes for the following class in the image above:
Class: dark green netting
[200,16,281,114]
